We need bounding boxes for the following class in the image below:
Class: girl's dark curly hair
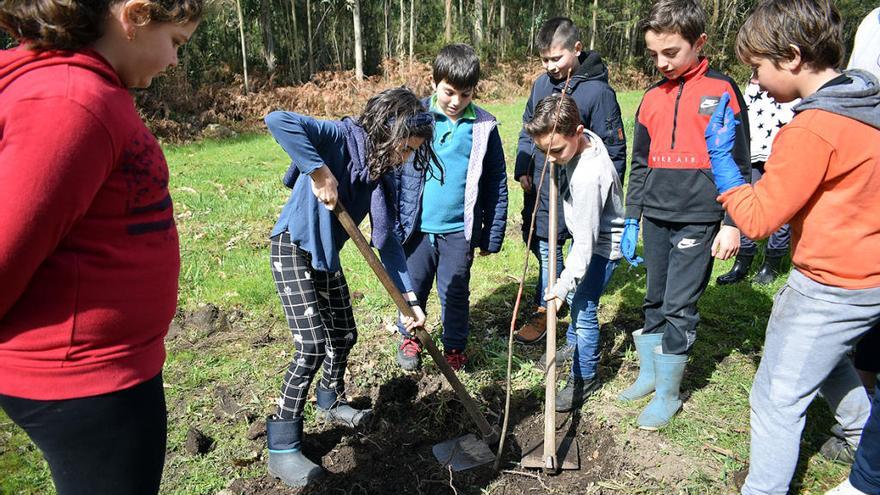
[0,0,203,51]
[358,86,440,181]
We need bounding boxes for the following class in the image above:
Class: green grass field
[0,91,850,494]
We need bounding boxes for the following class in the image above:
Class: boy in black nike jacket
[617,0,750,430]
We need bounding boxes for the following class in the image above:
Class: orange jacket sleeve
[718,124,832,239]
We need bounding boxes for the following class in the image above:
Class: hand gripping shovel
[331,202,499,471]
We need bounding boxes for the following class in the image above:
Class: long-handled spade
[331,202,499,471]
[519,134,580,473]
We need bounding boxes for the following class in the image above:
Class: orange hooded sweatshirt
[720,71,880,289]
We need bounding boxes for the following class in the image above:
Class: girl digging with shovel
[263,87,438,488]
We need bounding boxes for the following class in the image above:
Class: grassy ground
[0,91,850,494]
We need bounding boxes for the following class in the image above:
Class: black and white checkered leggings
[270,232,358,420]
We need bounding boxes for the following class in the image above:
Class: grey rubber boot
[618,329,664,401]
[315,386,372,428]
[555,376,601,412]
[637,347,688,430]
[266,415,324,487]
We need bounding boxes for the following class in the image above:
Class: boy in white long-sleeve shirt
[525,94,625,411]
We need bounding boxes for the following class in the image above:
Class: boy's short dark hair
[735,0,844,70]
[536,17,580,52]
[641,0,706,45]
[432,43,481,90]
[524,95,581,138]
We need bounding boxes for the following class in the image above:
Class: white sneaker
[825,479,869,495]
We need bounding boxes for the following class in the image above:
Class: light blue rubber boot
[637,346,688,430]
[617,329,664,401]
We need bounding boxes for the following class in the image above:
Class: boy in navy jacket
[514,17,627,347]
[394,44,508,371]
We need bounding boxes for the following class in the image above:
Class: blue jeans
[564,254,619,380]
[397,231,474,351]
[529,237,565,308]
[851,391,880,493]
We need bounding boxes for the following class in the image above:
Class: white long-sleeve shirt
[552,130,625,300]
[848,8,880,80]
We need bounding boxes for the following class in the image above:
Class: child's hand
[309,165,339,209]
[478,249,492,257]
[401,304,426,331]
[712,225,741,260]
[519,175,533,193]
[543,287,565,313]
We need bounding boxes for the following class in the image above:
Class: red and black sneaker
[396,337,422,371]
[444,348,468,371]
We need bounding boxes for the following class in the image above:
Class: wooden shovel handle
[331,202,498,443]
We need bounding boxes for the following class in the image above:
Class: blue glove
[705,92,746,194]
[620,218,643,267]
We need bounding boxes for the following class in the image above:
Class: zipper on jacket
[671,78,685,149]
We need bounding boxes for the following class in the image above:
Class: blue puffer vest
[395,102,508,253]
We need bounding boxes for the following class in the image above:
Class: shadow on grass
[604,259,773,396]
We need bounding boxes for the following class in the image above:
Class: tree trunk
[487,0,495,48]
[351,0,364,80]
[527,0,536,54]
[383,0,389,62]
[331,12,342,70]
[445,0,453,42]
[408,0,414,60]
[711,0,720,34]
[235,0,250,94]
[474,0,483,51]
[306,0,315,76]
[291,0,301,81]
[259,0,276,73]
[398,0,405,60]
[590,0,597,51]
[500,1,506,59]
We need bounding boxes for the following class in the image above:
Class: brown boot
[514,307,547,344]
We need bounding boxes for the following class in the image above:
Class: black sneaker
[555,377,600,412]
[820,436,857,464]
[396,337,422,371]
[539,343,576,370]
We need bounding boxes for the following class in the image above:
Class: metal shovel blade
[520,434,580,471]
[432,433,496,471]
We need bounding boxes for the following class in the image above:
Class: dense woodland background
[0,0,874,140]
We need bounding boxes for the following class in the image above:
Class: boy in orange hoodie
[704,1,880,493]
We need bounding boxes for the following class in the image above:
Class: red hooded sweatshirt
[0,48,180,400]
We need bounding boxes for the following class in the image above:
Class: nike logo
[700,98,720,109]
[677,238,700,249]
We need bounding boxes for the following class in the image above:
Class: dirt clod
[185,427,214,455]
[247,420,267,441]
[186,304,231,339]
[213,386,244,420]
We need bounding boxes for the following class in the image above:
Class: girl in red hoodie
[0,2,201,493]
